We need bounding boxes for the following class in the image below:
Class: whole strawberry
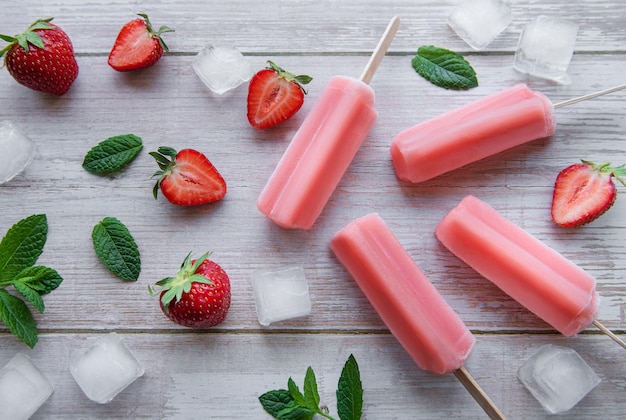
[247,61,312,129]
[108,13,174,72]
[150,253,231,328]
[551,160,626,227]
[0,17,78,95]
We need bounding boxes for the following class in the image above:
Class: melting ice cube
[192,45,253,95]
[513,15,579,84]
[448,0,512,50]
[252,266,312,326]
[0,120,35,184]
[518,344,601,414]
[0,353,54,420]
[69,333,144,404]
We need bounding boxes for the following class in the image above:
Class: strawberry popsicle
[435,195,598,337]
[391,83,626,184]
[257,17,399,229]
[331,213,505,419]
[391,84,556,183]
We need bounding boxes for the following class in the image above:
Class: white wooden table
[1,1,625,418]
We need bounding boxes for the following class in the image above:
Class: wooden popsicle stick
[359,16,400,84]
[554,83,626,109]
[593,320,626,349]
[453,366,507,420]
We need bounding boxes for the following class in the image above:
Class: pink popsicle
[436,195,598,337]
[331,213,505,419]
[257,76,377,229]
[391,84,556,183]
[257,17,399,230]
[331,213,475,375]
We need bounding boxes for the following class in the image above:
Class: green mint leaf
[0,289,38,348]
[0,214,47,283]
[336,354,363,420]
[288,377,307,406]
[276,406,315,420]
[259,389,295,418]
[92,217,141,281]
[411,45,478,90]
[12,280,45,312]
[82,134,143,174]
[303,367,321,411]
[12,265,63,295]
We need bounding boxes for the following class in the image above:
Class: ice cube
[192,45,253,95]
[448,0,512,50]
[69,333,144,404]
[252,266,312,326]
[0,353,54,420]
[518,344,601,414]
[0,120,35,184]
[513,15,579,84]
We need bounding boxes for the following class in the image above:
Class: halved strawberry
[150,146,226,206]
[551,160,626,227]
[247,61,312,129]
[108,13,173,72]
[149,252,231,328]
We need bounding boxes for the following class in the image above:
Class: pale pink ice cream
[436,195,599,336]
[257,76,377,229]
[391,84,556,183]
[331,213,475,375]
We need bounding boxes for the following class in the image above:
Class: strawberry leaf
[411,45,478,90]
[0,289,37,348]
[82,134,143,174]
[336,354,363,420]
[0,214,47,284]
[92,217,141,281]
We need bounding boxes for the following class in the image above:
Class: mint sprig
[82,134,143,174]
[411,45,478,90]
[0,214,63,348]
[92,217,141,281]
[259,354,363,420]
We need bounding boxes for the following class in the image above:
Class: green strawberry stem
[267,60,312,94]
[137,13,175,52]
[0,18,55,58]
[149,146,178,199]
[149,252,213,312]
[582,160,626,187]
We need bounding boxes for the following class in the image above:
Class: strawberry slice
[150,146,226,206]
[551,160,626,227]
[108,13,173,72]
[247,61,312,129]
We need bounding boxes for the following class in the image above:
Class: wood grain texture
[0,1,625,418]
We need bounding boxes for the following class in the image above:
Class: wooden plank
[0,333,619,419]
[1,0,625,53]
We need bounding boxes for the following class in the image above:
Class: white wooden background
[1,1,625,418]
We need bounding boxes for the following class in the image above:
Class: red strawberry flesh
[551,161,626,227]
[247,61,312,129]
[108,14,173,72]
[150,147,226,206]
